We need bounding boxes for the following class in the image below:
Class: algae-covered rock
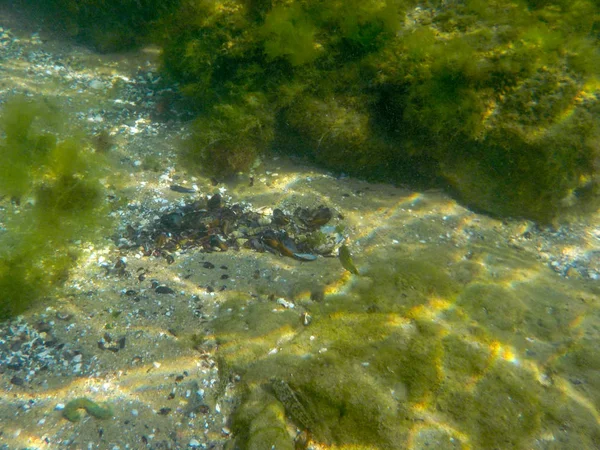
[180,93,275,175]
[456,283,527,334]
[39,0,180,52]
[439,74,600,223]
[231,386,294,450]
[370,1,600,222]
[206,243,600,448]
[27,0,600,221]
[161,0,600,222]
[281,94,399,178]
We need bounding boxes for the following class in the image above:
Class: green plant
[0,96,112,319]
[259,3,321,66]
[62,397,113,422]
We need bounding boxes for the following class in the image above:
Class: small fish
[339,244,359,275]
[170,184,196,194]
[293,253,317,261]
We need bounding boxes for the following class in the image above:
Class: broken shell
[301,312,312,326]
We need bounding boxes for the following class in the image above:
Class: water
[0,2,599,449]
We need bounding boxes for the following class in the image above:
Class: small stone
[189,439,201,448]
[155,285,175,294]
[10,376,24,386]
[89,80,105,90]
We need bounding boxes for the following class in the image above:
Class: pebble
[10,376,24,386]
[89,79,105,90]
[0,317,92,383]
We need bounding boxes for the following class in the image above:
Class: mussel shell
[272,208,290,226]
[207,193,221,210]
[160,212,184,229]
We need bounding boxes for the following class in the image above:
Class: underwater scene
[0,0,599,449]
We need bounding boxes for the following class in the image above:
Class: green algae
[0,95,113,319]
[260,4,320,66]
[232,385,295,450]
[62,397,113,422]
[179,93,275,176]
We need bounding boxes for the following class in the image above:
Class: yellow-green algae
[0,95,113,319]
[208,243,600,449]
[62,397,113,422]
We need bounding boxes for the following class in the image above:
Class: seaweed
[0,96,112,319]
[259,3,320,66]
[179,93,275,175]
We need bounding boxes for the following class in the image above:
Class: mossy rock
[440,70,600,222]
[471,362,543,448]
[180,93,275,175]
[455,283,527,334]
[281,94,403,179]
[206,236,600,449]
[231,386,294,450]
[368,1,600,222]
[164,0,600,221]
[210,252,461,447]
